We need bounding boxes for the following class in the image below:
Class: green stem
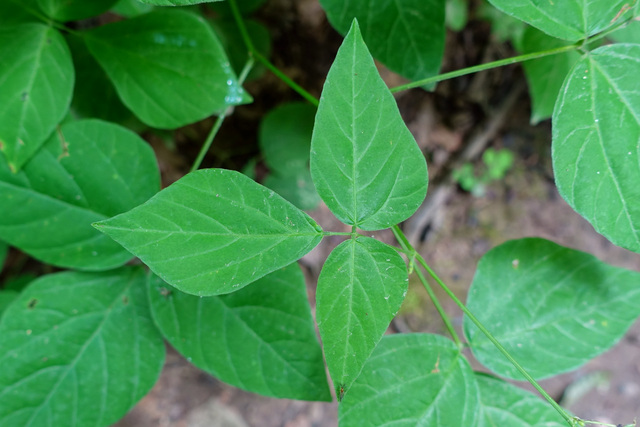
[391,226,463,349]
[190,58,254,172]
[390,43,579,93]
[228,0,320,107]
[414,255,575,426]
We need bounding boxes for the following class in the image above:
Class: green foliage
[476,374,566,426]
[0,24,74,172]
[552,44,640,253]
[317,237,408,397]
[465,238,640,379]
[453,148,514,196]
[487,0,632,41]
[85,10,249,129]
[1,0,639,426]
[338,334,479,426]
[520,27,580,124]
[149,265,331,401]
[259,102,320,209]
[0,120,159,270]
[320,0,445,88]
[310,20,428,230]
[95,169,323,296]
[0,267,165,426]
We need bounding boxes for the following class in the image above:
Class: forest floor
[102,0,639,425]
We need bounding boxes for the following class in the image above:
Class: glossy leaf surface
[310,20,428,230]
[149,265,331,401]
[85,10,248,129]
[476,374,566,426]
[465,238,640,379]
[317,237,407,396]
[553,44,640,253]
[0,119,159,270]
[0,24,73,171]
[95,169,323,296]
[487,0,630,41]
[339,334,479,426]
[260,102,319,210]
[37,0,118,21]
[0,268,165,427]
[520,27,580,124]
[320,0,445,85]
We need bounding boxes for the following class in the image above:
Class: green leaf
[0,119,160,270]
[148,265,331,401]
[0,24,74,172]
[0,1,38,25]
[310,20,428,230]
[37,0,119,21]
[610,20,640,43]
[111,0,155,17]
[317,237,407,397]
[84,10,249,129]
[0,291,18,318]
[552,44,640,253]
[465,238,640,380]
[446,0,468,31]
[139,0,223,5]
[476,374,566,426]
[520,27,580,124]
[487,0,631,41]
[0,267,165,427]
[338,334,479,426]
[260,102,320,210]
[67,35,134,123]
[95,169,323,296]
[319,0,445,85]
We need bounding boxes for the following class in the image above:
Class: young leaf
[465,238,640,380]
[487,0,631,41]
[552,44,640,253]
[95,169,323,296]
[520,27,580,124]
[0,24,74,172]
[320,0,445,86]
[476,374,566,426]
[84,10,249,129]
[338,334,479,426]
[0,119,160,270]
[37,0,119,22]
[316,237,408,397]
[148,265,331,401]
[260,102,320,210]
[310,20,428,230]
[0,267,165,427]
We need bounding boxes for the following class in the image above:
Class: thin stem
[228,0,320,107]
[415,255,574,426]
[190,58,255,172]
[390,43,579,93]
[391,226,463,349]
